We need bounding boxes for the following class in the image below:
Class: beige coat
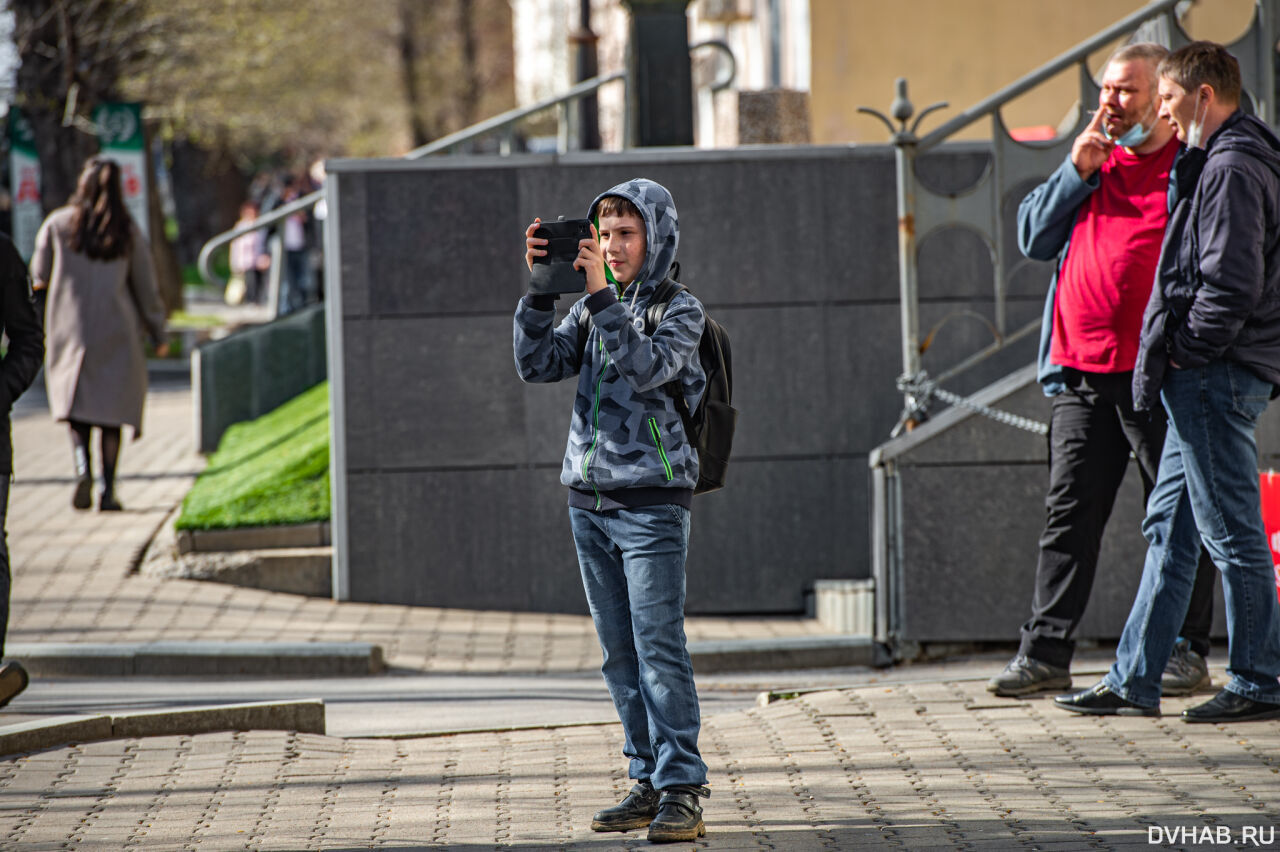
[30,207,166,435]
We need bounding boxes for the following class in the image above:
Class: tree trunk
[144,120,183,313]
[168,137,246,270]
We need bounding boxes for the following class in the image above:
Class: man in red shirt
[988,42,1217,698]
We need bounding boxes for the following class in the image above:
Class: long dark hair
[67,157,132,261]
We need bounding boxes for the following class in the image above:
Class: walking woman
[30,156,167,511]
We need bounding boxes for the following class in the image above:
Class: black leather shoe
[1053,682,1159,717]
[1182,689,1280,723]
[590,781,659,832]
[987,654,1071,697]
[647,785,709,843]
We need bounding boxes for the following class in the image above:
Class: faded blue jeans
[569,504,708,790]
[1105,361,1280,708]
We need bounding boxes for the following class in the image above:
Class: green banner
[8,107,42,260]
[95,102,148,239]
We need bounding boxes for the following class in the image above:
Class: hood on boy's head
[587,178,678,288]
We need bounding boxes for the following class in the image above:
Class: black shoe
[1182,689,1280,723]
[987,654,1071,697]
[1161,638,1211,696]
[591,781,659,832]
[0,662,29,708]
[647,785,709,843]
[99,491,123,512]
[72,475,92,510]
[1053,682,1159,717]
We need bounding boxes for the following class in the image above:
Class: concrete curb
[176,523,331,554]
[6,641,385,677]
[688,635,891,673]
[0,699,325,756]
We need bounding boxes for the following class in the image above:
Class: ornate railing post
[859,79,948,435]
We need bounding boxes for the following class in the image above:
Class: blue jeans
[1105,361,1280,708]
[569,504,707,789]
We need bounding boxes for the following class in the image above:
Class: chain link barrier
[894,372,1048,437]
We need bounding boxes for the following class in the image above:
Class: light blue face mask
[1103,105,1155,148]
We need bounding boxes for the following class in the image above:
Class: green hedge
[176,381,330,530]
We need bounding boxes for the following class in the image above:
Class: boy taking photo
[513,178,710,843]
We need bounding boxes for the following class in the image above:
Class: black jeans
[1019,369,1216,667]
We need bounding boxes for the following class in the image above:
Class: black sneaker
[647,785,709,843]
[987,654,1071,697]
[1161,638,1210,696]
[0,661,29,708]
[590,781,659,832]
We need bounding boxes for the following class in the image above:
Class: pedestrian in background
[30,156,167,512]
[0,232,44,708]
[229,200,270,305]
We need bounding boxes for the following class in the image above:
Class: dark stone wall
[195,304,327,453]
[327,146,1049,614]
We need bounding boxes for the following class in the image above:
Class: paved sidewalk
[0,683,1277,849]
[2,378,1279,848]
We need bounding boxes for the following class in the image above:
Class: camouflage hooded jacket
[513,178,707,509]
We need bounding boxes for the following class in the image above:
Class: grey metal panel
[339,319,376,472]
[895,462,1228,643]
[345,469,583,613]
[684,457,869,614]
[335,171,370,319]
[365,168,527,317]
[358,315,526,470]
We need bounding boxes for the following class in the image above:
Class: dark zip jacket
[1133,111,1280,410]
[0,233,45,473]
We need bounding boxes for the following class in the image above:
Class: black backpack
[577,273,737,495]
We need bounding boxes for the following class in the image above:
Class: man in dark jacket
[1056,41,1280,723]
[0,233,44,708]
[989,43,1216,699]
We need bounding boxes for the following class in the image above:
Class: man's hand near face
[1072,108,1117,180]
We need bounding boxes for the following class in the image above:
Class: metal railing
[197,40,735,296]
[858,0,1279,436]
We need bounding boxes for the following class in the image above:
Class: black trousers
[1019,369,1216,667]
[0,474,9,659]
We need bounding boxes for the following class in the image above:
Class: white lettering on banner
[1149,825,1277,846]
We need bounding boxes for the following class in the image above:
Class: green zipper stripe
[648,417,674,482]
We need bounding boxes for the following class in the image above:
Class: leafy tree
[10,0,514,298]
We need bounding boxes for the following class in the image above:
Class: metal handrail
[198,39,736,291]
[402,70,627,159]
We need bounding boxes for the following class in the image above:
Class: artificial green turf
[176,381,330,530]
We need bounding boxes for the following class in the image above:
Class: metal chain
[929,384,1048,436]
[897,372,1048,436]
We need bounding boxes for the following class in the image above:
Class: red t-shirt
[1051,135,1180,373]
